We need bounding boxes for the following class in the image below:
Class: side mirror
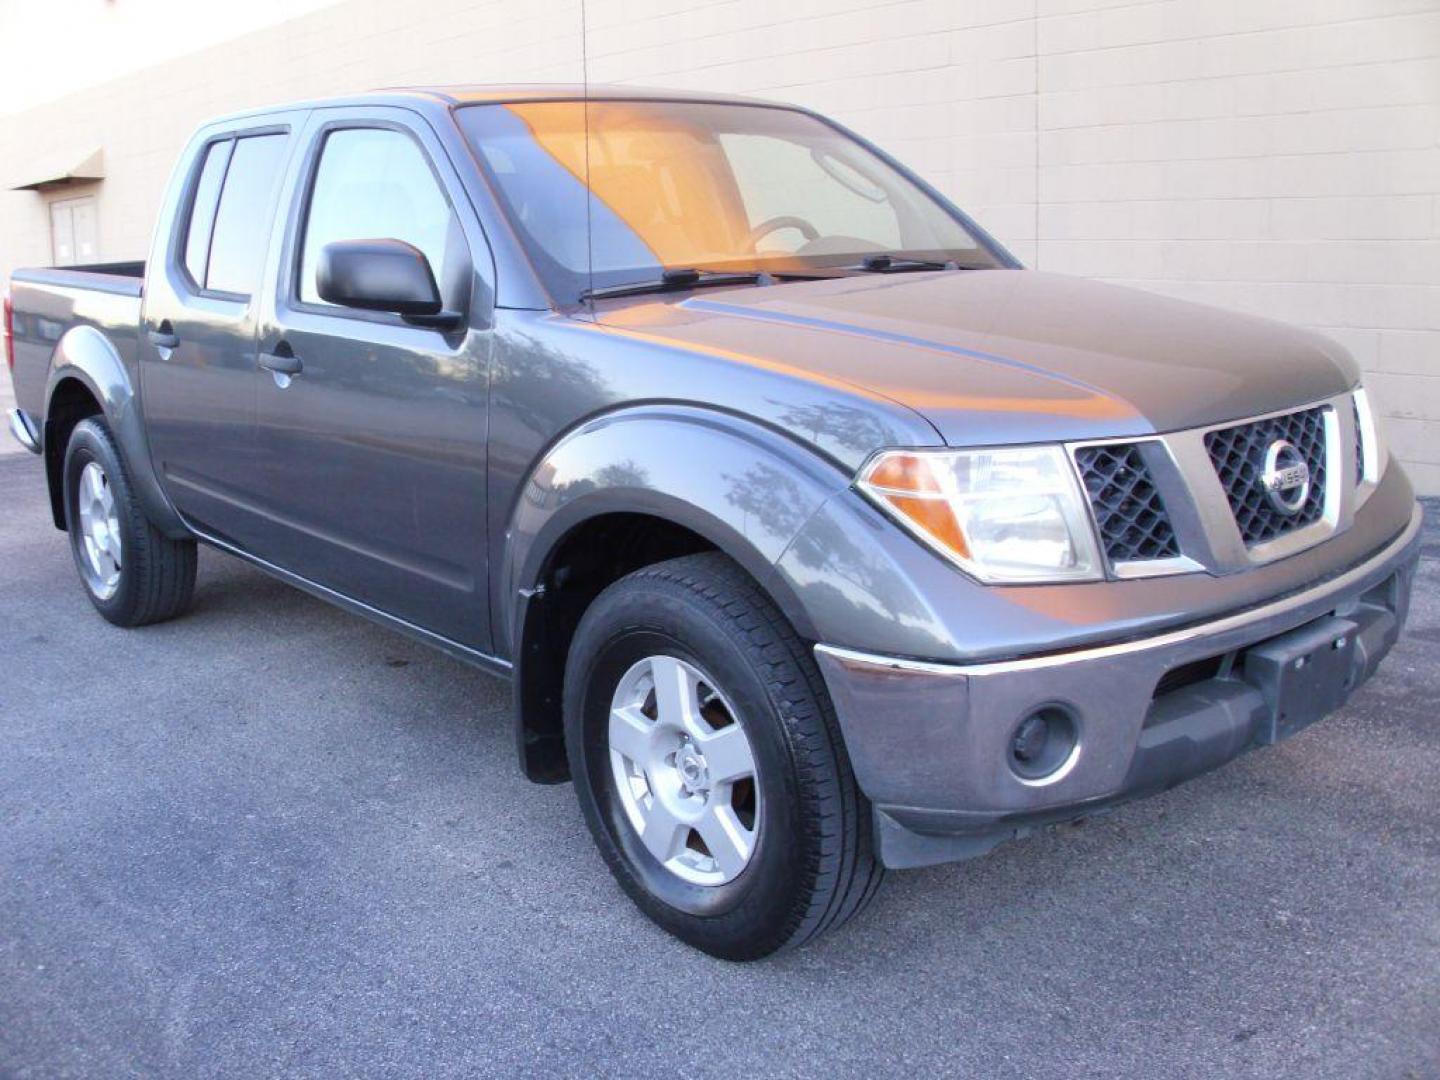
[316,239,462,328]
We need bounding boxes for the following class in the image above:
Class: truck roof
[204,84,783,127]
[413,84,776,106]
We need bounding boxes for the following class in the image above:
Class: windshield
[457,100,1002,303]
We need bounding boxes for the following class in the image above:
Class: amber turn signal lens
[875,492,971,559]
[865,453,943,494]
[863,452,971,559]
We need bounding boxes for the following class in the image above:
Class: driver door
[248,108,495,650]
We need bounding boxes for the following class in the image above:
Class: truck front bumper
[814,504,1424,869]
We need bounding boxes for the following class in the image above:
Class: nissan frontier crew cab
[5,86,1421,960]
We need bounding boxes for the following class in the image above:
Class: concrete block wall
[1,0,1437,490]
[0,0,588,276]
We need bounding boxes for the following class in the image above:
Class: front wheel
[63,417,197,627]
[564,552,882,960]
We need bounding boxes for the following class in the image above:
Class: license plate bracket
[1243,615,1359,745]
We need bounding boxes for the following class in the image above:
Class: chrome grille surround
[1352,386,1383,505]
[1066,391,1366,579]
[1352,395,1365,487]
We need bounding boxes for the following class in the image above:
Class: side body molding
[45,325,188,537]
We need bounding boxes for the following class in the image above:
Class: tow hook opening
[1009,706,1080,783]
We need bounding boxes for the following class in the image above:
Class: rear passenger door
[141,118,301,543]
[249,107,496,650]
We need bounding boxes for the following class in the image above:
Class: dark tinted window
[299,127,455,306]
[182,139,233,286]
[206,133,289,296]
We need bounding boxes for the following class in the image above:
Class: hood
[594,269,1358,447]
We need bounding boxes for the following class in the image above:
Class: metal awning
[9,147,105,191]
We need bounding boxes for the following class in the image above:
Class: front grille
[1204,405,1328,546]
[1352,396,1365,485]
[1073,443,1180,563]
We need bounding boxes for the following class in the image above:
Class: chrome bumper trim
[816,502,1421,678]
[7,408,41,454]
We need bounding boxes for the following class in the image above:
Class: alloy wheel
[607,654,761,885]
[76,461,123,600]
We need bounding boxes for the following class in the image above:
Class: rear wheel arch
[42,376,104,529]
[43,326,187,538]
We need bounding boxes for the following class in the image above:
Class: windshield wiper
[853,254,966,273]
[581,267,778,302]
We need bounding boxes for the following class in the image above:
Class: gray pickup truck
[5,86,1421,960]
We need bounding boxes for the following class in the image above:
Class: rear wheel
[564,552,882,960]
[63,417,197,627]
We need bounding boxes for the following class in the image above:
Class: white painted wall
[1,0,1437,489]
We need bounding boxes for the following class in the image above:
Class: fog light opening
[1009,706,1079,784]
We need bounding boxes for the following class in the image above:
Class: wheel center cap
[677,750,708,791]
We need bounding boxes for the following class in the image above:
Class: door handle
[148,322,179,349]
[259,350,303,376]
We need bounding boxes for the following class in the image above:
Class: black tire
[62,417,197,627]
[564,552,883,960]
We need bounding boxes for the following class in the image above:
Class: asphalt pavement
[2,452,1437,1079]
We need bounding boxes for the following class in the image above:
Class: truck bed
[7,263,145,420]
[14,261,145,295]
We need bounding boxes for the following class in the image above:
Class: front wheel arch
[514,511,718,784]
[501,408,851,783]
[513,503,831,785]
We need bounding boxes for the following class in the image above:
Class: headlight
[1353,386,1388,485]
[858,445,1103,583]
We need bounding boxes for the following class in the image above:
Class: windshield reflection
[457,99,999,303]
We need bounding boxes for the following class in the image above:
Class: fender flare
[501,404,853,651]
[500,405,854,781]
[43,325,188,538]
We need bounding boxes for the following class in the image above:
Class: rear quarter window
[181,140,233,286]
[202,133,290,296]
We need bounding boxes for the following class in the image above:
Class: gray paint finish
[632,268,1361,443]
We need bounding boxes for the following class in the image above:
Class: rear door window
[203,133,290,296]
